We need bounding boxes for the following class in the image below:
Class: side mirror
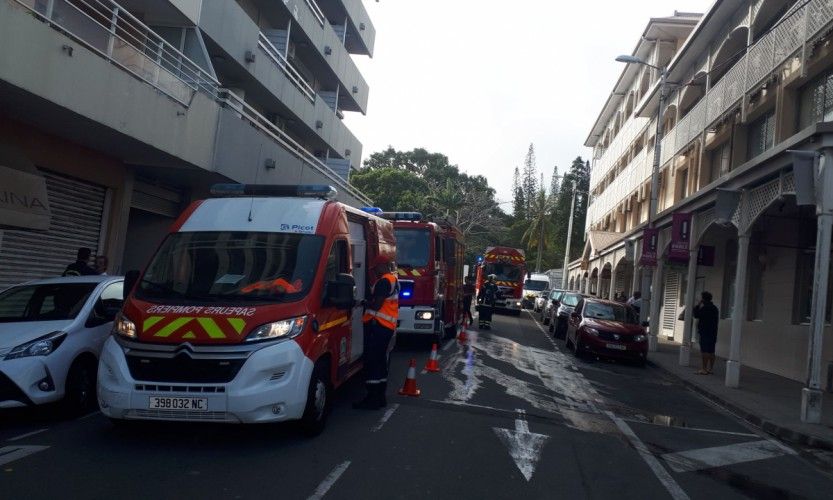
[325,273,356,309]
[571,312,581,319]
[551,299,560,306]
[88,299,123,327]
[124,270,140,300]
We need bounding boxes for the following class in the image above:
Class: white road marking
[78,411,100,420]
[0,445,50,467]
[372,404,400,432]
[661,439,797,473]
[493,409,550,481]
[307,461,351,500]
[606,411,690,500]
[7,429,48,442]
[623,419,758,437]
[441,339,455,351]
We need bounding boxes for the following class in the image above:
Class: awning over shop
[580,230,623,268]
[0,143,51,230]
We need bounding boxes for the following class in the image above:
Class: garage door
[0,170,107,290]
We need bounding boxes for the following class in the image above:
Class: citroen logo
[174,342,195,358]
[613,334,620,340]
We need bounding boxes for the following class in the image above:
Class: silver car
[540,289,565,324]
[548,291,586,338]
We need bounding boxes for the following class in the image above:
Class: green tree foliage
[521,144,538,220]
[512,166,525,220]
[352,147,506,263]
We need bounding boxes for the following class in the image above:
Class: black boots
[352,383,387,410]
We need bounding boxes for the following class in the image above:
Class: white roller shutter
[0,170,107,290]
[131,179,183,218]
[661,273,680,337]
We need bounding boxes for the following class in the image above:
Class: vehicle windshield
[394,228,430,267]
[0,283,97,323]
[550,290,565,300]
[561,293,581,307]
[483,263,523,282]
[524,279,549,291]
[583,302,639,324]
[137,232,324,303]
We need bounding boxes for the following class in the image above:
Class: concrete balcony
[319,0,375,57]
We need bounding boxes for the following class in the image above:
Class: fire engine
[475,246,526,315]
[380,212,465,344]
[98,184,396,434]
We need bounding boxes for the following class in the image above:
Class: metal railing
[589,116,650,192]
[220,91,370,205]
[304,0,326,27]
[587,0,833,227]
[14,0,219,106]
[257,32,316,103]
[12,0,370,204]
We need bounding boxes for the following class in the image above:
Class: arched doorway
[600,263,613,299]
[613,257,634,301]
[589,268,599,296]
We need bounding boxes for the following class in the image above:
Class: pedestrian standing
[462,276,475,325]
[626,291,642,316]
[62,247,97,276]
[95,255,109,275]
[693,291,720,375]
[478,274,498,329]
[353,253,399,410]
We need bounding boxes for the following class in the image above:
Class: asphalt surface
[2,311,833,499]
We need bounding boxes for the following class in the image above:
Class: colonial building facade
[568,0,833,417]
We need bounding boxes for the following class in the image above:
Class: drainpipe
[680,217,699,366]
[725,230,750,388]
[802,147,833,423]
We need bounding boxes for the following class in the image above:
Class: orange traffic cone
[398,358,421,397]
[458,320,468,344]
[425,343,440,372]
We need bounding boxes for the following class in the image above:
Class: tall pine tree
[512,166,525,220]
[522,144,537,220]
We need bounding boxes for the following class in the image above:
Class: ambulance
[97,184,395,434]
[381,212,465,343]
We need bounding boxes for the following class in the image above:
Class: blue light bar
[380,212,423,221]
[210,184,337,199]
[361,207,383,214]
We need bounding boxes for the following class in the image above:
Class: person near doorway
[95,255,109,275]
[626,291,642,315]
[62,247,97,276]
[693,291,719,375]
[353,254,399,410]
[462,276,476,325]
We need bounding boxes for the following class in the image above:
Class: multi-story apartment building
[0,0,375,287]
[568,0,833,404]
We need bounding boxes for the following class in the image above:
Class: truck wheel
[300,363,331,437]
[63,357,97,416]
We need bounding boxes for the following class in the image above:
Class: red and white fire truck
[475,246,526,315]
[98,184,395,434]
[381,212,465,343]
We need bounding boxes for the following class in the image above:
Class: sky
[344,0,714,209]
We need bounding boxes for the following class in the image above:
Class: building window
[747,110,776,159]
[798,71,833,130]
[722,239,738,319]
[709,141,731,183]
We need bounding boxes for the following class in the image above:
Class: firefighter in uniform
[478,274,499,329]
[353,253,399,410]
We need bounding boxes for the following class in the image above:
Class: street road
[1,312,832,499]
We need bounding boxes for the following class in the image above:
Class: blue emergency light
[399,280,415,299]
[360,207,384,214]
[210,184,337,199]
[380,212,423,221]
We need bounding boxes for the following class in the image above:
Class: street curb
[647,359,833,451]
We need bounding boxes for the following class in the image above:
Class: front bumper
[579,335,647,360]
[396,306,438,335]
[97,336,314,424]
[0,358,61,408]
[493,299,522,311]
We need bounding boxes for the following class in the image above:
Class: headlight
[633,334,647,342]
[5,331,67,360]
[416,311,434,320]
[585,327,600,337]
[113,312,137,339]
[246,316,306,343]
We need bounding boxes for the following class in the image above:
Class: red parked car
[565,298,648,366]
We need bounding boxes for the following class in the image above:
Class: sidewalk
[650,340,833,450]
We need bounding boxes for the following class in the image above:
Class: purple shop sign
[668,212,692,263]
[639,228,659,267]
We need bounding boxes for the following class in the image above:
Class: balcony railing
[14,0,220,106]
[304,0,326,27]
[589,115,650,192]
[220,91,371,205]
[11,0,370,205]
[588,0,833,228]
[257,32,316,103]
[586,148,650,231]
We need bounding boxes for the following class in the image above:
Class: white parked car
[0,276,123,413]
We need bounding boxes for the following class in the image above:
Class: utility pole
[561,182,577,289]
